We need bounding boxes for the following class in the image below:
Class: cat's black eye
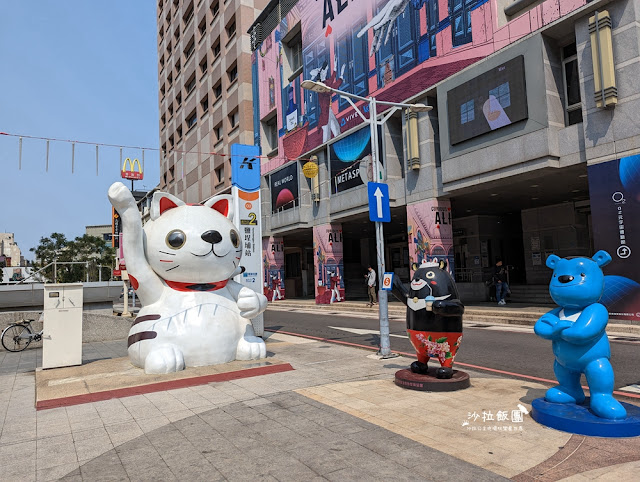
[230,230,239,248]
[581,273,586,277]
[166,230,186,249]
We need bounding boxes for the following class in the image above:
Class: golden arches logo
[121,158,144,180]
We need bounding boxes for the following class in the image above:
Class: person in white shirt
[366,265,377,307]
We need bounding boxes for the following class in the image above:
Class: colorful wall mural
[262,236,286,301]
[313,223,345,304]
[588,155,640,322]
[407,200,454,276]
[253,0,591,174]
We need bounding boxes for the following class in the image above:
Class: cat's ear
[204,195,234,221]
[150,191,185,220]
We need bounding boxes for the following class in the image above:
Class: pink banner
[407,200,454,276]
[262,237,285,301]
[313,223,344,304]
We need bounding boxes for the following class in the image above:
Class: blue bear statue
[534,250,626,420]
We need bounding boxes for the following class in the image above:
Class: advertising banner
[588,154,640,321]
[262,236,285,301]
[270,162,299,213]
[230,143,264,334]
[329,126,382,194]
[407,200,454,276]
[448,56,528,145]
[313,223,344,304]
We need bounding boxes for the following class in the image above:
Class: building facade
[157,0,268,202]
[0,233,22,267]
[250,0,640,320]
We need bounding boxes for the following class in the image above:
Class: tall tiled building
[157,0,267,203]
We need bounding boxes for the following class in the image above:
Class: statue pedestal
[394,368,470,392]
[531,398,640,437]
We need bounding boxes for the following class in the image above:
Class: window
[214,123,222,140]
[160,84,166,99]
[200,95,208,114]
[198,17,206,38]
[176,125,182,140]
[162,142,167,156]
[168,104,174,118]
[169,135,175,148]
[227,64,238,83]
[199,57,207,76]
[226,18,236,40]
[167,41,172,54]
[185,74,196,96]
[167,72,172,86]
[160,55,165,68]
[175,59,181,74]
[174,26,179,42]
[183,2,194,27]
[184,37,195,61]
[229,110,239,128]
[187,109,197,129]
[210,1,219,20]
[286,30,302,75]
[302,39,329,128]
[460,100,474,124]
[215,166,224,183]
[375,2,419,87]
[212,38,221,58]
[562,42,583,126]
[214,82,222,99]
[161,114,166,127]
[159,26,164,41]
[169,165,175,180]
[426,0,439,58]
[335,20,369,110]
[176,92,182,107]
[263,115,278,152]
[450,0,474,47]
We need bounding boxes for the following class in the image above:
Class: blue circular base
[531,398,640,438]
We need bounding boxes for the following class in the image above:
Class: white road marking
[618,384,640,394]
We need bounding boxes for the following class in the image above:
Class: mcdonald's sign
[121,157,143,180]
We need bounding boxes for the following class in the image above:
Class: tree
[30,233,116,283]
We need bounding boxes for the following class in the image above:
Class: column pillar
[262,236,285,301]
[313,223,344,304]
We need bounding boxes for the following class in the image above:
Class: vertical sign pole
[369,98,391,357]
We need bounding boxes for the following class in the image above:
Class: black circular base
[394,367,470,392]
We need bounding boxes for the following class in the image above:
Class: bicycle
[1,318,43,352]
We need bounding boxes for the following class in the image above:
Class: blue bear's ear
[592,250,612,268]
[546,254,560,269]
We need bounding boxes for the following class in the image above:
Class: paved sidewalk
[0,331,638,481]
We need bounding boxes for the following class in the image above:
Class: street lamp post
[301,80,431,357]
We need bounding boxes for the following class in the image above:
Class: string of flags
[0,131,328,174]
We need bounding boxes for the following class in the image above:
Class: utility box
[42,283,83,369]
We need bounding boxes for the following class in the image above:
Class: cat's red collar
[165,279,229,292]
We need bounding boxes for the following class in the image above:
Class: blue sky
[0,1,159,260]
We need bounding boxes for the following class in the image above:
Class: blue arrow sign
[368,182,391,222]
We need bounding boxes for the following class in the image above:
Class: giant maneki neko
[108,182,268,374]
[392,259,465,379]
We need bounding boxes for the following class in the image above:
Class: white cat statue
[108,182,268,374]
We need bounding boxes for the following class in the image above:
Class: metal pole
[86,262,89,282]
[369,97,392,357]
[54,260,57,283]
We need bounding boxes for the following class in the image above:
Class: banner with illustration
[407,200,454,276]
[329,126,383,194]
[270,162,299,213]
[313,223,344,304]
[588,154,640,321]
[262,236,285,301]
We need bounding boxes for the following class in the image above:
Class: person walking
[366,265,377,307]
[493,258,509,306]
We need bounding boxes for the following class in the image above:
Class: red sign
[121,157,143,180]
[113,269,121,277]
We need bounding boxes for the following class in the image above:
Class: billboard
[329,126,382,194]
[407,200,454,277]
[313,223,344,304]
[262,236,285,301]
[588,154,640,321]
[270,162,299,213]
[447,56,528,145]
